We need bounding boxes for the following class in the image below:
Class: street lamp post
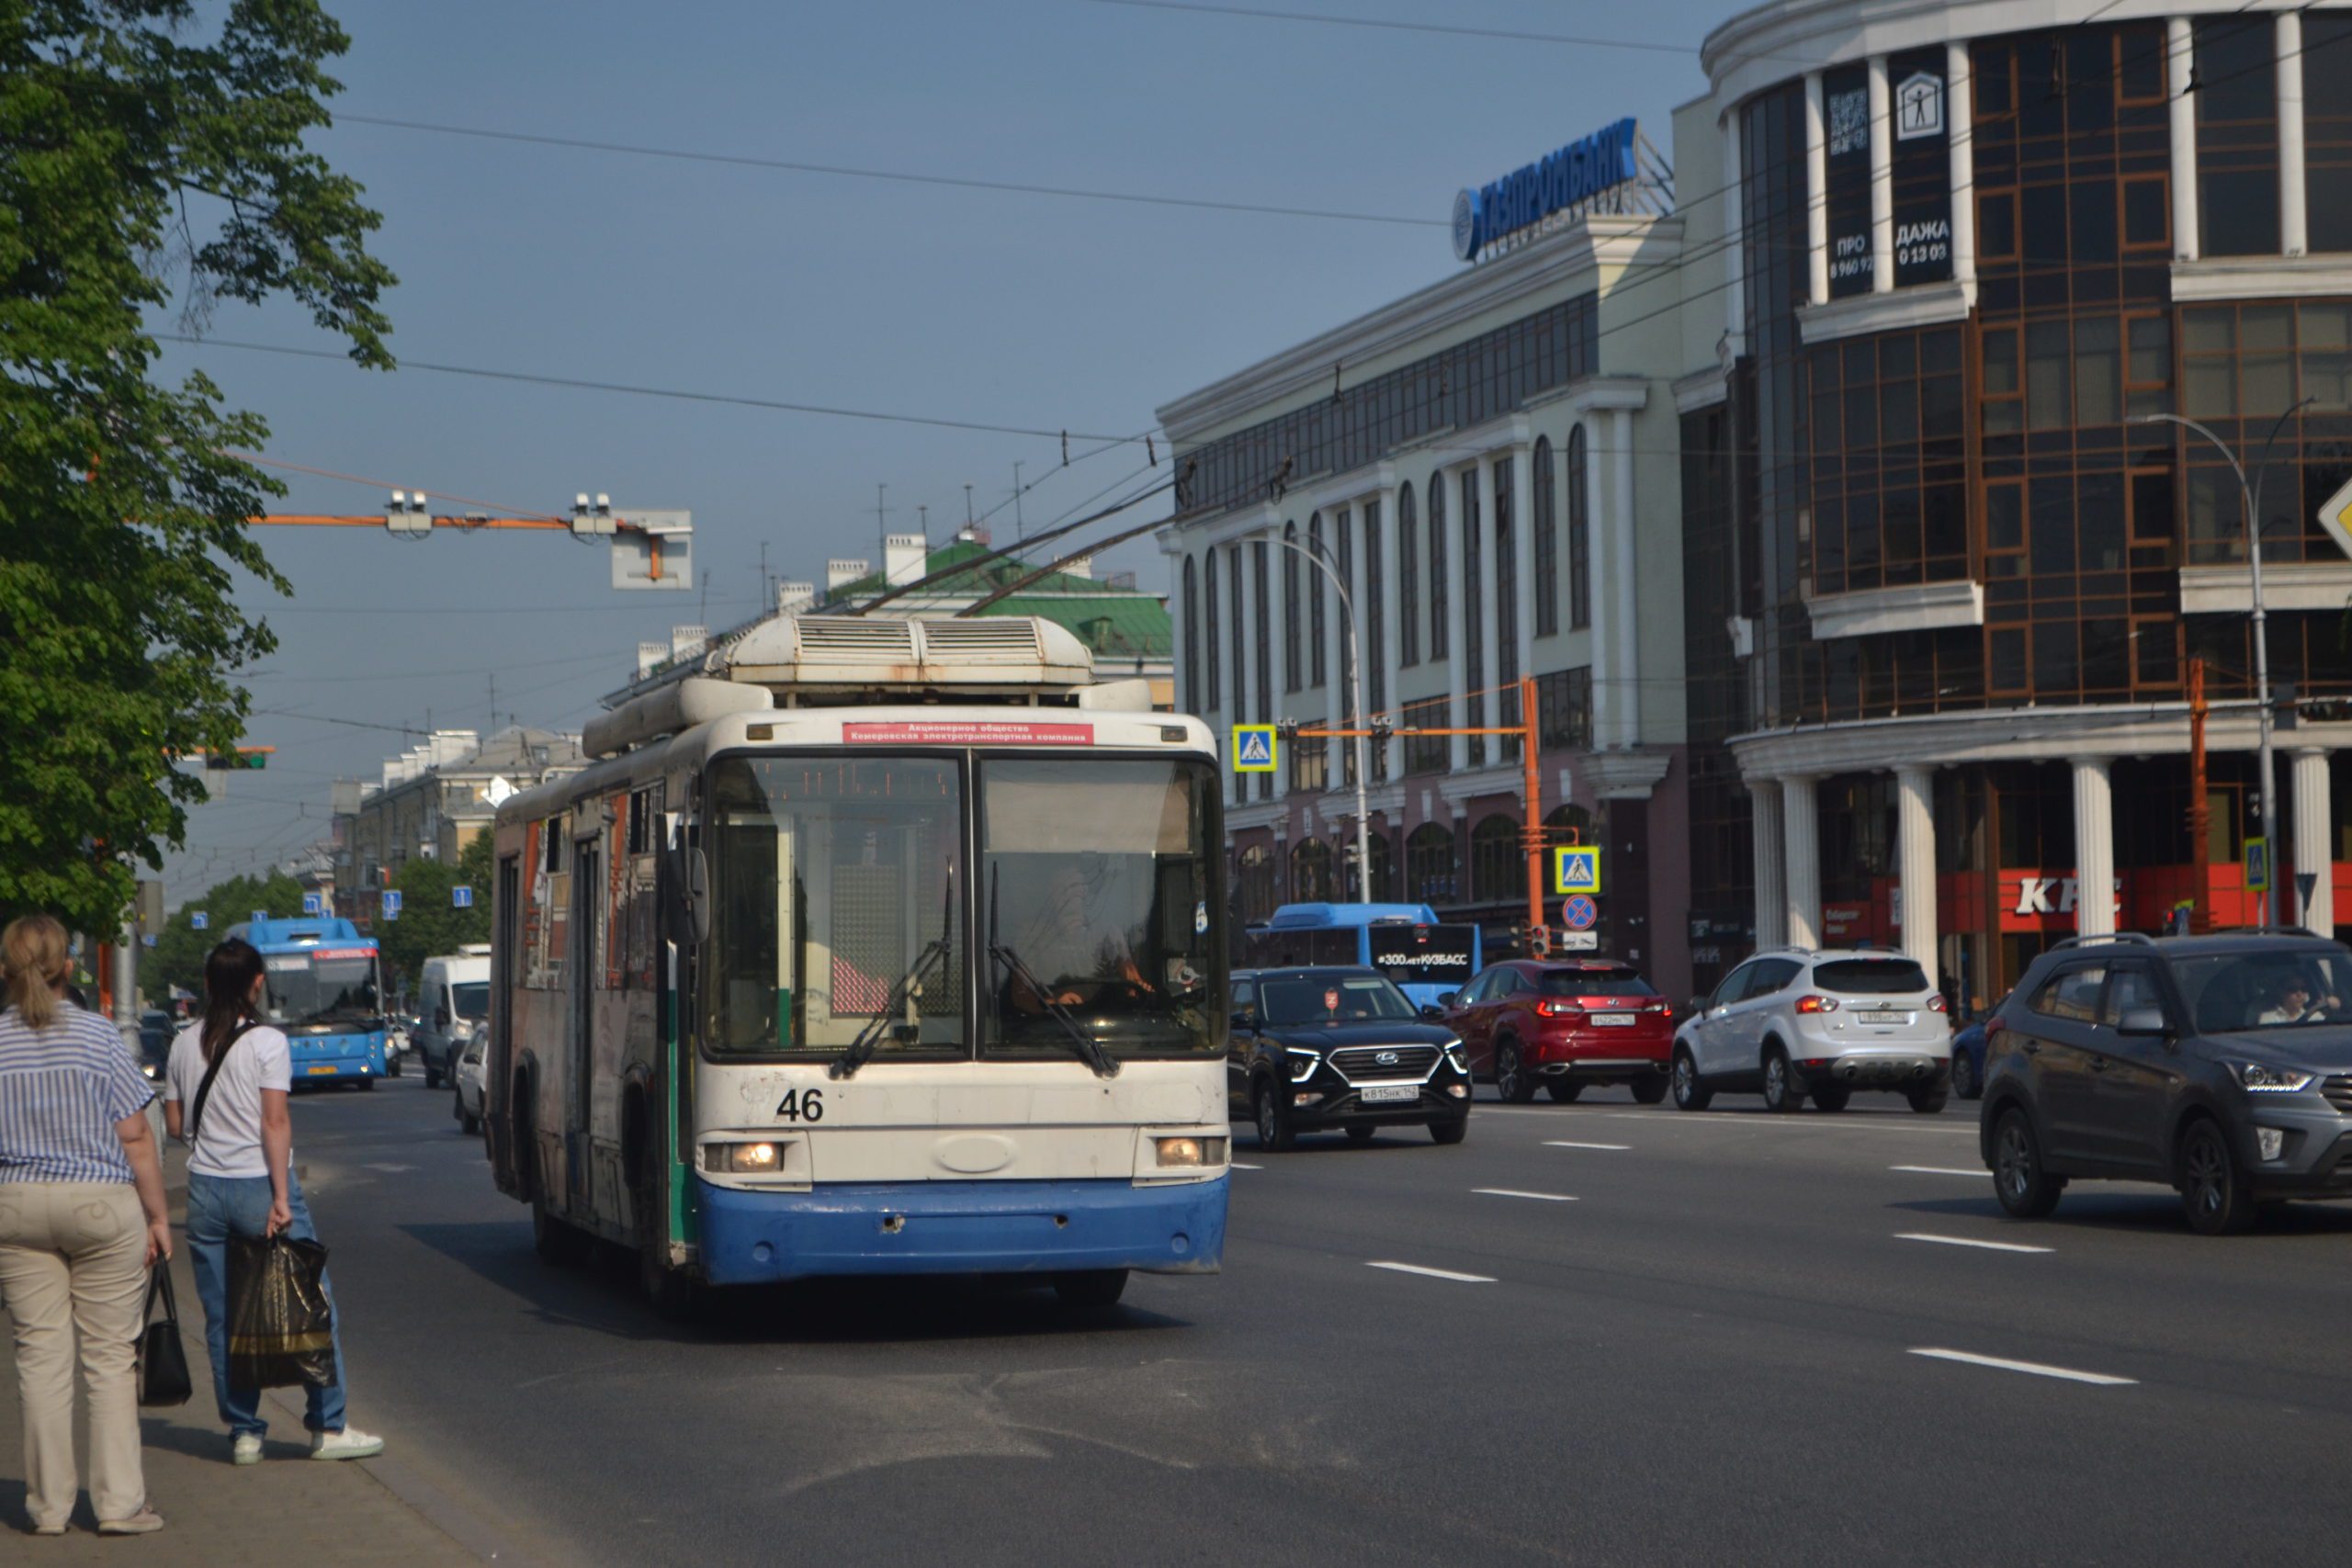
[1267,535,1373,904]
[2137,400,2313,927]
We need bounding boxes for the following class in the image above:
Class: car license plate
[304,1064,337,1075]
[1589,1013,1634,1026]
[1359,1083,1419,1103]
[1857,1010,1908,1024]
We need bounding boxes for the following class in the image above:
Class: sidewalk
[0,1143,478,1562]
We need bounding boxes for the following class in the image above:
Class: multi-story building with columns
[1162,0,2352,1013]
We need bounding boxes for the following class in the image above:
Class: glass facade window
[1405,821,1458,905]
[1567,424,1591,629]
[1290,839,1333,903]
[1532,437,1558,637]
[1397,482,1420,666]
[1822,62,1873,298]
[1808,326,1967,594]
[1534,666,1591,750]
[1307,513,1326,686]
[1202,549,1219,713]
[1428,473,1449,660]
[2307,16,2352,254]
[1461,470,1486,767]
[2177,302,2352,566]
[1402,694,1449,776]
[1289,733,1328,794]
[1174,295,1599,520]
[1469,815,1521,905]
[1236,842,1275,923]
[1282,521,1300,693]
[2194,15,2280,259]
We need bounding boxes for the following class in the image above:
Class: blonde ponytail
[2,914,73,1031]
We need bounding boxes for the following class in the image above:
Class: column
[1723,113,1745,344]
[1894,764,1939,969]
[1375,480,1403,783]
[1947,41,1975,290]
[1443,479,1469,775]
[2293,749,2334,932]
[1509,444,1536,713]
[1611,408,1639,748]
[2170,17,2199,262]
[2071,756,2115,937]
[1804,73,1829,304]
[1781,773,1822,949]
[2280,9,2308,257]
[1751,778,1787,950]
[1476,460,1502,769]
[1582,417,1612,750]
[1867,56,1894,295]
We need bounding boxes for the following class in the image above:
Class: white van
[415,945,492,1089]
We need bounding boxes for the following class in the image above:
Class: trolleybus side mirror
[686,848,711,942]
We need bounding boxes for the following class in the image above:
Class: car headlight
[1287,1049,1321,1083]
[2231,1061,2315,1093]
[1443,1040,1469,1075]
[1153,1134,1228,1168]
[702,1140,783,1173]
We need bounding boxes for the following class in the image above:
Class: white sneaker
[309,1426,384,1461]
[232,1434,264,1466]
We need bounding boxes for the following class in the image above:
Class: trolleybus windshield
[261,949,382,1032]
[980,756,1219,1060]
[706,755,966,1058]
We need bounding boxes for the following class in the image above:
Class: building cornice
[1672,365,1731,413]
[1728,697,2338,780]
[1797,279,1975,347]
[2170,254,2352,303]
[1805,577,1984,640]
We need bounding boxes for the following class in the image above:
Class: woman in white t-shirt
[163,939,383,1466]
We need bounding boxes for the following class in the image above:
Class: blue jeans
[185,1169,348,1438]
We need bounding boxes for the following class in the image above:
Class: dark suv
[1229,967,1472,1148]
[1981,931,2352,1235]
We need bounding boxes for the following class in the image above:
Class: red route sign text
[841,721,1095,746]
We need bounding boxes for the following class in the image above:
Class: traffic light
[203,747,271,770]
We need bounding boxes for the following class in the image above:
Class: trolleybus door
[492,852,520,1181]
[568,835,597,1208]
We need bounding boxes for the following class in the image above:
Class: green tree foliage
[145,867,304,999]
[379,833,492,997]
[0,2,394,935]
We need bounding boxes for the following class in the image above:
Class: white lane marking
[1231,1162,1264,1170]
[1908,1348,2135,1386]
[1367,1260,1496,1283]
[1894,1232,2052,1254]
[1892,1165,1986,1178]
[1473,1188,1578,1202]
[1544,1140,1631,1151]
[364,1163,416,1173]
[1599,1111,1972,1133]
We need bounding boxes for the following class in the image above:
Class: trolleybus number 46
[775,1088,826,1122]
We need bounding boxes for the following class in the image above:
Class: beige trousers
[0,1182,150,1528]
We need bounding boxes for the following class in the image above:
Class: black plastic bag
[226,1234,335,1390]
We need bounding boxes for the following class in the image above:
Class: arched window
[1203,550,1220,710]
[1290,838,1333,903]
[1396,483,1420,667]
[1282,521,1300,692]
[1470,814,1520,904]
[1348,830,1394,901]
[1237,842,1276,924]
[1532,436,1558,637]
[1426,479,1449,660]
[1567,424,1591,631]
[1545,803,1596,842]
[1307,513,1327,685]
[1182,555,1199,710]
[1405,821,1458,905]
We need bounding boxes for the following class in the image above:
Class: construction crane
[248,492,693,590]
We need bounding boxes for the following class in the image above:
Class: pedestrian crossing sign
[1233,724,1278,773]
[1554,846,1602,896]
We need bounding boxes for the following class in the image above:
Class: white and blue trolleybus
[485,615,1229,1312]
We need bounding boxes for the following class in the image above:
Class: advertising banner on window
[1824,64,1874,298]
[1890,48,1953,288]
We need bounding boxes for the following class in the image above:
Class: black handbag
[137,1265,193,1407]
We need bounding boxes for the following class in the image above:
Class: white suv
[1671,948,1951,1113]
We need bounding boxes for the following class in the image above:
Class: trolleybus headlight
[1154,1135,1227,1168]
[704,1141,783,1173]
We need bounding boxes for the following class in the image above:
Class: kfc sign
[2013,875,2121,918]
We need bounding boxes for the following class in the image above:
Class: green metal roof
[826,540,1170,658]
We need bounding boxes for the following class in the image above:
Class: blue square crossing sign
[1553,846,1602,896]
[1233,724,1278,773]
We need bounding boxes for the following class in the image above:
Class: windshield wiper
[830,874,955,1081]
[988,867,1118,1079]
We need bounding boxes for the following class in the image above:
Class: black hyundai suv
[1229,966,1472,1148]
[1981,931,2352,1235]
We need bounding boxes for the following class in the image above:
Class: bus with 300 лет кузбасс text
[484,615,1230,1315]
[228,917,390,1087]
[1241,903,1483,1014]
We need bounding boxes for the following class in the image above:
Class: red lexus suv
[1447,959,1675,1104]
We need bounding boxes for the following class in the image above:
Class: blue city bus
[227,917,390,1088]
[1241,903,1483,1010]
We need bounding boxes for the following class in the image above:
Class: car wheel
[1761,1048,1804,1113]
[1427,1117,1467,1145]
[1345,1123,1376,1144]
[639,1237,700,1321]
[1630,1077,1668,1105]
[1054,1269,1130,1309]
[1671,1049,1712,1111]
[1496,1039,1536,1104]
[1993,1108,2064,1219]
[461,1104,482,1135]
[424,1063,443,1090]
[1253,1081,1295,1153]
[2178,1118,2257,1235]
[358,1077,377,1091]
[1950,1049,1978,1100]
[387,1054,402,1078]
[1906,1086,1950,1115]
[1545,1079,1583,1103]
[1811,1084,1851,1113]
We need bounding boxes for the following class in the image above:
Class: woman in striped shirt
[0,915,171,1537]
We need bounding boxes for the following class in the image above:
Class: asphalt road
[282,1073,2352,1566]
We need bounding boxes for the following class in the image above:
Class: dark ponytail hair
[201,939,266,1064]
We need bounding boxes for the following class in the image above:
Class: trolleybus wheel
[1053,1269,1128,1310]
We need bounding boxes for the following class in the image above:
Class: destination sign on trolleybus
[841,721,1095,746]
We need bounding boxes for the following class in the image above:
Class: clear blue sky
[159,0,1726,899]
